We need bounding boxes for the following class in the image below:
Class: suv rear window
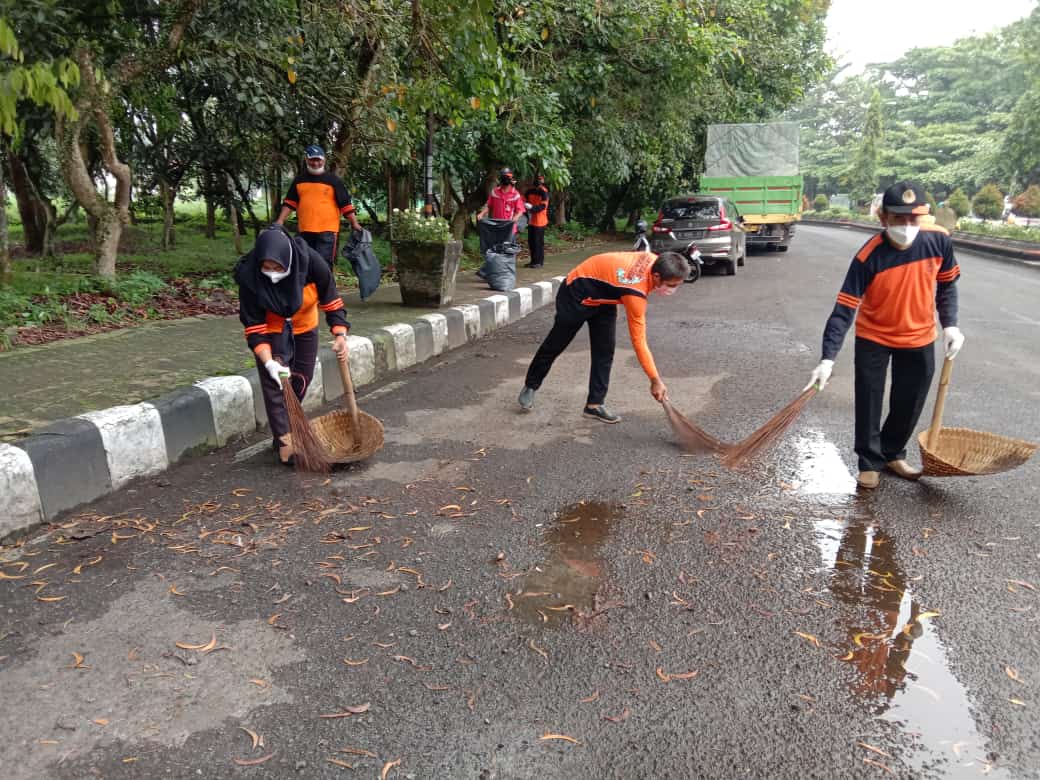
[662,200,719,220]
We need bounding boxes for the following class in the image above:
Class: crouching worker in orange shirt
[236,226,349,466]
[518,251,689,423]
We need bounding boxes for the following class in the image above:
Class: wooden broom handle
[337,352,362,444]
[926,357,954,451]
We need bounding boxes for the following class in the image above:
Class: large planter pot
[394,240,462,307]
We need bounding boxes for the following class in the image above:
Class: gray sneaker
[583,405,621,424]
[518,386,536,411]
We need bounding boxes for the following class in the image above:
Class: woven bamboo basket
[918,358,1037,477]
[287,355,384,464]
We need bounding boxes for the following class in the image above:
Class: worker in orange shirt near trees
[274,144,363,269]
[524,173,550,268]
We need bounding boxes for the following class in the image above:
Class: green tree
[972,184,1004,220]
[947,188,970,217]
[813,193,828,211]
[0,15,78,276]
[1013,184,1040,218]
[846,88,883,205]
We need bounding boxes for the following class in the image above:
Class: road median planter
[394,240,463,307]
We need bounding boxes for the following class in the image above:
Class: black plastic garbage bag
[478,218,517,256]
[341,229,381,300]
[479,241,519,292]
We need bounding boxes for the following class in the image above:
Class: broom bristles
[282,377,331,473]
[662,400,727,454]
[722,387,817,469]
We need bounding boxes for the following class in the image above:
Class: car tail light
[652,211,668,233]
[707,205,731,231]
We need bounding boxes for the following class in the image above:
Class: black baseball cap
[881,180,929,215]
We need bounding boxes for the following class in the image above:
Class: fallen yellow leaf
[540,733,579,744]
[794,631,821,648]
[381,758,402,779]
[175,634,217,652]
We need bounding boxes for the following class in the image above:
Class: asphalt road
[1,225,1038,779]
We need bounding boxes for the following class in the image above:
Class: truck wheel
[725,258,736,276]
[738,254,745,267]
[777,245,789,253]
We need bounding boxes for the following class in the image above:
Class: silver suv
[650,195,746,276]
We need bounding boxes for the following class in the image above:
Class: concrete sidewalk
[0,243,622,442]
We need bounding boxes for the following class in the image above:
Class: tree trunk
[160,179,176,249]
[389,166,412,214]
[0,148,10,280]
[598,183,630,233]
[226,174,242,254]
[205,192,216,239]
[93,209,122,277]
[6,151,49,254]
[551,189,567,226]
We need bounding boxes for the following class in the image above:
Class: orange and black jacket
[282,170,355,233]
[525,185,550,228]
[565,251,660,380]
[822,224,960,360]
[235,231,348,356]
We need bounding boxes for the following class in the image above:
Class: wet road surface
[1,225,1038,778]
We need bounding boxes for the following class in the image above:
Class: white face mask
[262,268,290,284]
[307,162,325,175]
[653,284,679,296]
[886,224,919,248]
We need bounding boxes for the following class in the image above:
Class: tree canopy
[788,4,1039,204]
[2,0,831,275]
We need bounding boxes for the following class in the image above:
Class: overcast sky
[826,0,1037,70]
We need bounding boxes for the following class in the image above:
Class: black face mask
[500,178,513,187]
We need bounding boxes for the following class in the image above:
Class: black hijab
[235,227,311,317]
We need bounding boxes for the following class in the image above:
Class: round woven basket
[918,427,1037,477]
[288,408,384,464]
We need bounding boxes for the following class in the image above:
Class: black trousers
[527,225,545,266]
[255,328,319,445]
[301,231,338,268]
[524,286,617,406]
[854,337,936,471]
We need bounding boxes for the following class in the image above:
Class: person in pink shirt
[476,168,525,230]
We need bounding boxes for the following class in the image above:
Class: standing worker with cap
[274,145,363,268]
[524,173,550,268]
[235,225,350,466]
[476,168,526,231]
[517,250,690,423]
[805,180,964,489]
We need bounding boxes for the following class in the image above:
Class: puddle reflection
[817,520,1006,777]
[516,501,620,626]
[792,433,857,497]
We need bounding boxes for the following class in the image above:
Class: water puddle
[815,520,1007,777]
[515,501,620,626]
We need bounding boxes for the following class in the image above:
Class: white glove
[804,359,834,392]
[943,326,964,360]
[264,359,290,385]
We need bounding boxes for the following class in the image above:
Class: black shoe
[583,405,621,424]
[526,263,544,268]
[274,449,295,467]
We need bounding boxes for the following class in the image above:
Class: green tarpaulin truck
[699,122,802,252]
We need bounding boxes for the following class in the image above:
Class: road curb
[801,219,1040,268]
[0,276,564,540]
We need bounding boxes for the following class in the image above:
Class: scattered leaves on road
[233,753,275,766]
[794,631,821,648]
[656,668,698,683]
[380,758,402,779]
[70,652,89,670]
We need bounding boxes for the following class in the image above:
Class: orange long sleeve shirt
[564,252,660,380]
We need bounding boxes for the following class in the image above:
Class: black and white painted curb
[0,278,563,538]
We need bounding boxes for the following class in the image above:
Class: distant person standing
[275,145,362,268]
[524,173,550,268]
[476,168,525,232]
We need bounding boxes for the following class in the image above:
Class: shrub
[100,270,168,305]
[947,188,970,218]
[972,184,1004,220]
[390,207,452,244]
[813,194,829,211]
[1013,185,1040,218]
